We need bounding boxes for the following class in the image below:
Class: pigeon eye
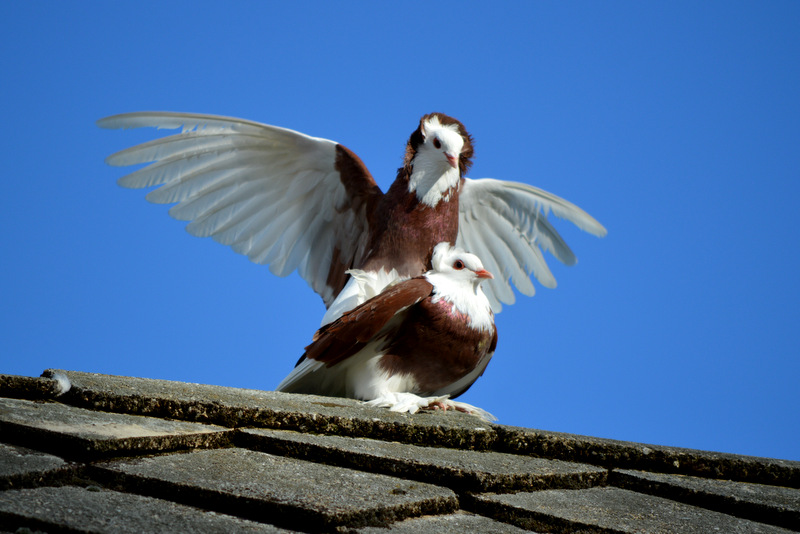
[433,138,442,149]
[453,260,464,270]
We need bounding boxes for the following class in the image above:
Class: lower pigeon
[277,242,498,420]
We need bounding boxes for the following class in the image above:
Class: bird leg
[423,398,497,421]
[426,399,452,411]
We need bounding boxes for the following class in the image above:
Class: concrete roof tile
[0,443,72,491]
[0,397,231,460]
[469,486,794,533]
[241,427,606,493]
[356,510,533,533]
[612,468,800,530]
[92,447,457,531]
[497,424,800,487]
[52,370,497,450]
[0,486,294,533]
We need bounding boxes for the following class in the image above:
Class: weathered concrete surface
[0,486,292,533]
[52,369,497,450]
[0,373,67,401]
[497,425,800,487]
[0,397,231,459]
[2,371,797,533]
[612,468,800,530]
[51,370,800,487]
[93,447,458,531]
[469,486,794,533]
[0,443,72,490]
[241,428,607,493]
[357,510,534,533]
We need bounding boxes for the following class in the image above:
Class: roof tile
[612,468,800,530]
[498,425,800,487]
[241,427,606,493]
[54,369,496,450]
[0,397,231,460]
[469,486,794,533]
[92,447,457,531]
[356,510,532,533]
[0,443,73,491]
[0,486,292,533]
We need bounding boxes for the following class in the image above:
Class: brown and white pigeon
[278,242,498,419]
[98,111,606,324]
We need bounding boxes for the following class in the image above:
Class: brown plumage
[303,278,434,366]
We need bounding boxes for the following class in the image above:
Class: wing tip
[96,115,118,130]
[587,220,608,238]
[96,113,144,130]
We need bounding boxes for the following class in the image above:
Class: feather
[458,177,606,310]
[101,111,376,307]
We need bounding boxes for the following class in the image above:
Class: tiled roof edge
[2,370,797,489]
[495,425,799,488]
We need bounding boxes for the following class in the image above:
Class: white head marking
[426,242,494,330]
[408,116,465,207]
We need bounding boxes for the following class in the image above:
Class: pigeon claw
[365,392,497,421]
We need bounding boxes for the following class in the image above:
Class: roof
[1,369,798,533]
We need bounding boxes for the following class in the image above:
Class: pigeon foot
[365,392,496,421]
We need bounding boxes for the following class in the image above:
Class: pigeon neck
[425,272,494,331]
[407,158,461,208]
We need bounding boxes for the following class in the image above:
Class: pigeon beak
[445,153,458,169]
[475,269,494,279]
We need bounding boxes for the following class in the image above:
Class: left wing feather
[99,111,383,306]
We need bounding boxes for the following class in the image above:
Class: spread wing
[98,112,383,307]
[276,277,433,393]
[457,178,607,311]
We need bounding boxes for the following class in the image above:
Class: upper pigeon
[98,111,606,321]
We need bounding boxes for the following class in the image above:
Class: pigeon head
[404,113,474,176]
[431,242,493,287]
[403,113,475,207]
[427,242,495,331]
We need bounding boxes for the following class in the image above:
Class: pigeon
[277,242,498,419]
[98,111,606,324]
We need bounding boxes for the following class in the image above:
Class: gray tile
[0,443,72,490]
[471,486,793,533]
[612,469,800,530]
[497,425,800,487]
[357,510,534,533]
[0,486,293,533]
[0,373,68,401]
[242,428,606,493]
[51,369,498,450]
[94,447,458,531]
[0,397,230,458]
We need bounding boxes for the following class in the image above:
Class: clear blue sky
[2,2,798,461]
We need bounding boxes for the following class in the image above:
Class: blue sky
[2,2,798,461]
